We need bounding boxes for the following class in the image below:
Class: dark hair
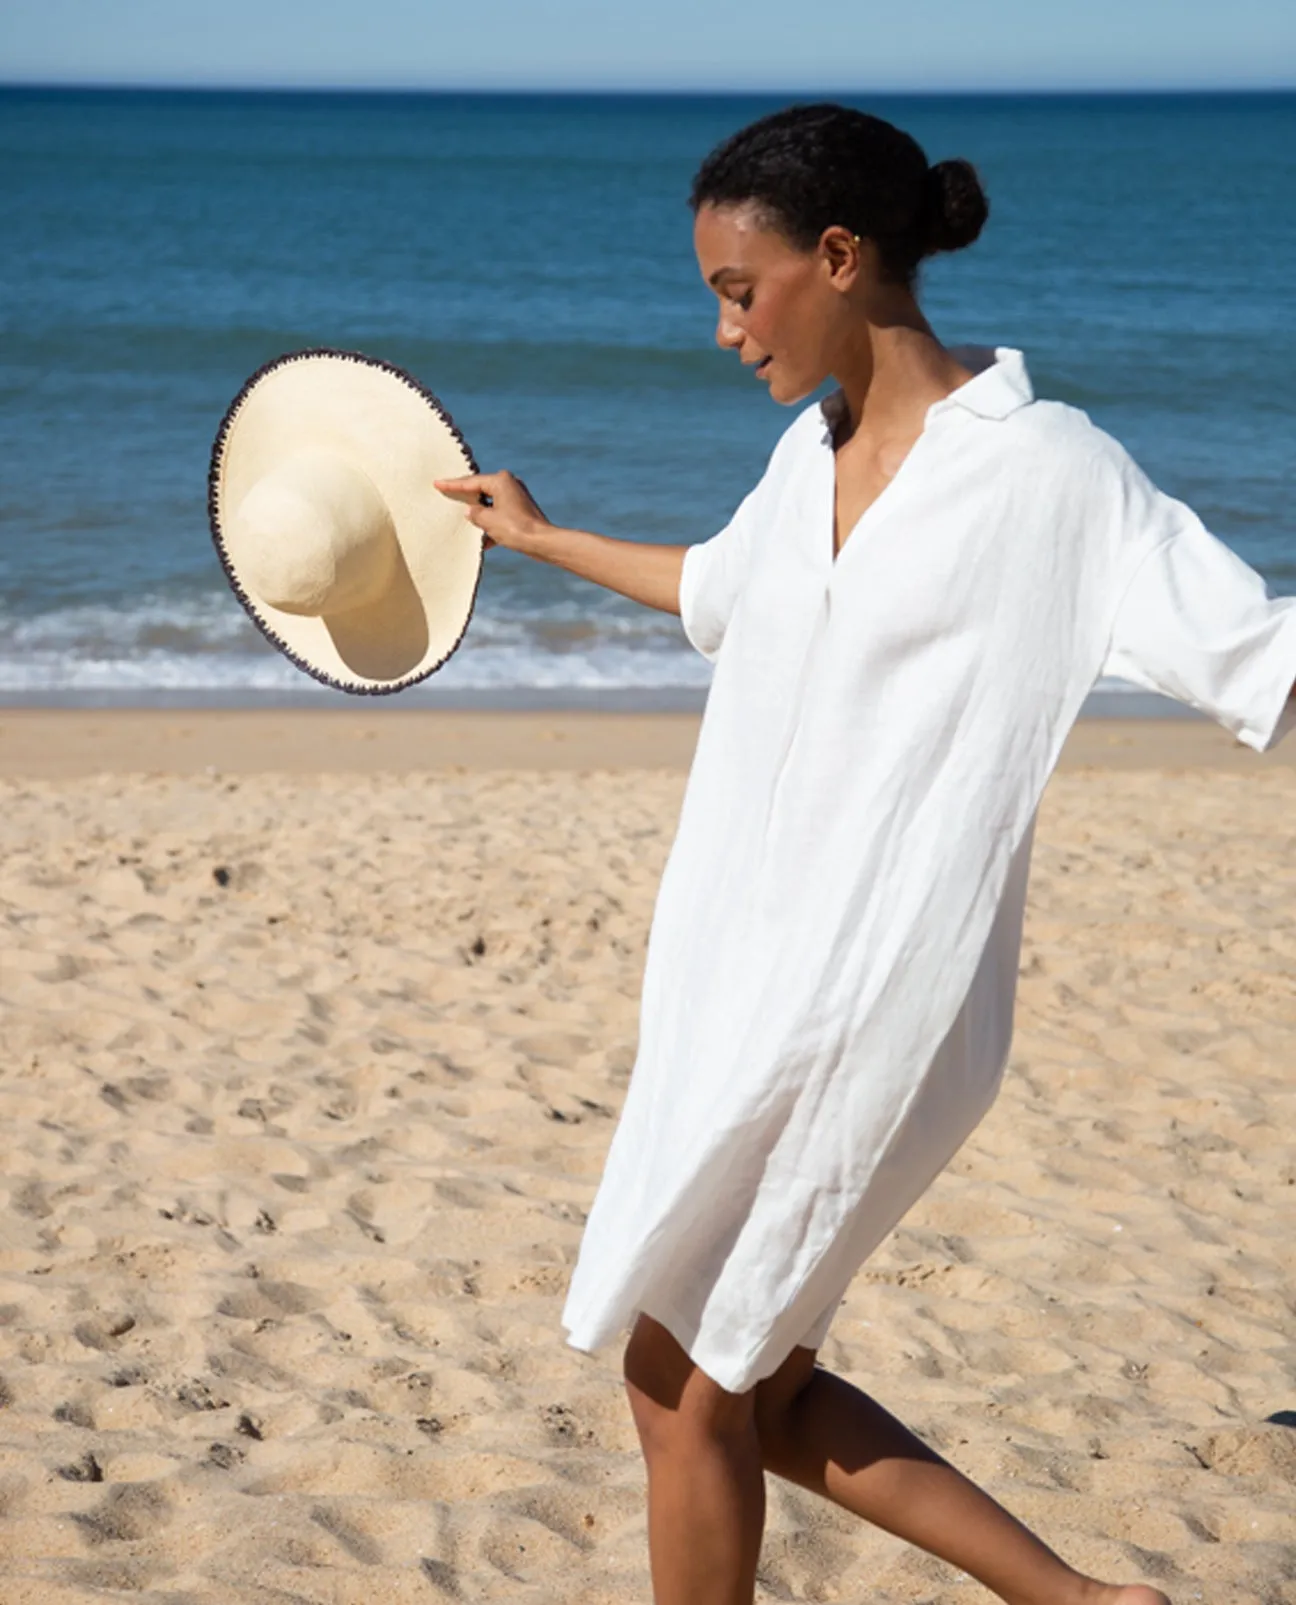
[689,103,988,286]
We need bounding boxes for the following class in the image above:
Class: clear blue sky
[3,0,1294,92]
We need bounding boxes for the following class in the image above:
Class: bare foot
[1096,1587,1172,1605]
[1064,1580,1172,1605]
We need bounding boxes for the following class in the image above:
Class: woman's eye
[734,290,753,311]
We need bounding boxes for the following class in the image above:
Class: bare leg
[754,1346,1170,1605]
[625,1315,1169,1605]
[625,1316,765,1605]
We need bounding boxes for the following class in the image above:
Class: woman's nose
[715,311,743,351]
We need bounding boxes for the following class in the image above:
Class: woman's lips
[755,356,772,378]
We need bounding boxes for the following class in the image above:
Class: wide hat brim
[208,348,483,695]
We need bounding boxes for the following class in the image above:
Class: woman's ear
[820,225,867,288]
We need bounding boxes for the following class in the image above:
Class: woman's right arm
[434,470,686,616]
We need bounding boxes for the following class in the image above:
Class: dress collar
[817,346,1035,440]
[935,346,1034,421]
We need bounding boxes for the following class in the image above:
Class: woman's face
[693,201,862,405]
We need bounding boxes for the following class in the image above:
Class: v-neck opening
[820,347,1025,570]
[827,413,932,570]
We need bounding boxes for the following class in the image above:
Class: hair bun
[922,159,989,257]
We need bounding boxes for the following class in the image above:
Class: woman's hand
[435,470,686,615]
[434,471,550,554]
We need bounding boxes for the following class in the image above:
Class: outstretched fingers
[431,469,548,553]
[434,472,497,505]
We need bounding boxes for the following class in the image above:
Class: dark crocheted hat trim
[208,347,484,697]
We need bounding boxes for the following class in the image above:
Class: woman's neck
[832,312,975,447]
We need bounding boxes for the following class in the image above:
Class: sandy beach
[1,711,1293,1604]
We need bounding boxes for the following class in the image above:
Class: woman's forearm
[520,526,686,615]
[432,469,689,615]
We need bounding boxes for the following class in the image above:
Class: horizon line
[4,79,1296,98]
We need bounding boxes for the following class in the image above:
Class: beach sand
[0,712,1293,1603]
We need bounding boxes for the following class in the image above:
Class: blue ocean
[1,88,1293,703]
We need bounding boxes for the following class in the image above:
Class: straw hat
[209,349,483,694]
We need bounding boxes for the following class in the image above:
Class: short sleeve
[1101,458,1296,752]
[678,497,756,664]
[677,405,817,663]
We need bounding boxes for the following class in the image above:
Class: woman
[436,104,1295,1605]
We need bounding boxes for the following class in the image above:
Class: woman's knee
[752,1345,818,1459]
[624,1315,754,1455]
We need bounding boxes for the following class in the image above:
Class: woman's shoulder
[744,397,832,487]
[995,385,1137,488]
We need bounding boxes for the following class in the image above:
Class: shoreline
[0,686,1194,716]
[1,706,1289,777]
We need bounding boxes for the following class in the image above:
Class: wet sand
[4,706,1296,778]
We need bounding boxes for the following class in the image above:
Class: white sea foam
[0,593,1155,700]
[0,594,714,694]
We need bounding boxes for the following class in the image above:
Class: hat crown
[232,449,398,618]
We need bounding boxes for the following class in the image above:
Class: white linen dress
[561,347,1296,1393]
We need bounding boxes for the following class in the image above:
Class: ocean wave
[0,644,713,693]
[0,593,713,693]
[0,327,745,397]
[0,590,1161,698]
